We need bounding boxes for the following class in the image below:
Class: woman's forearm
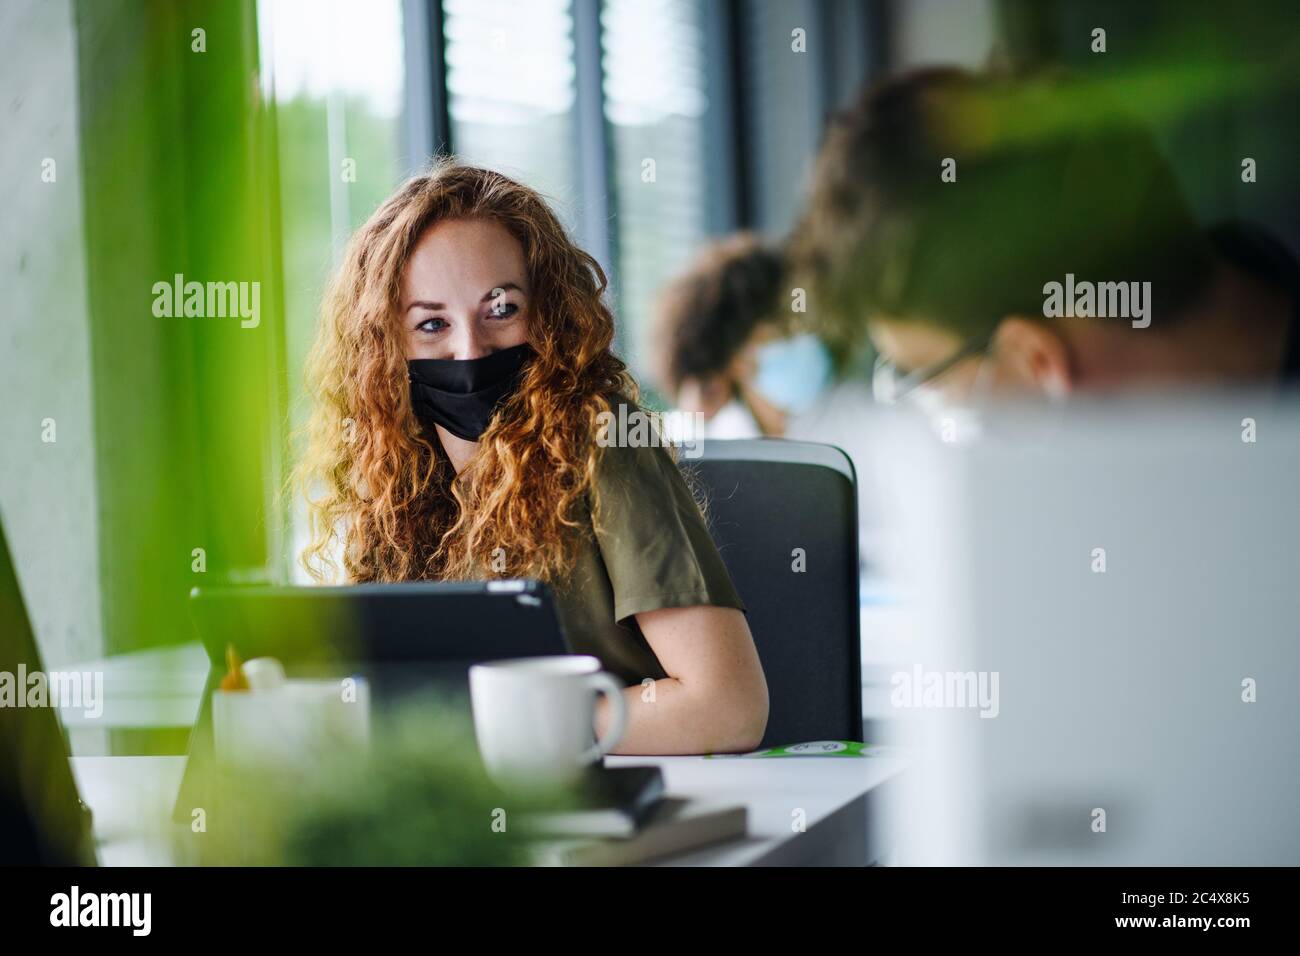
[596,677,767,756]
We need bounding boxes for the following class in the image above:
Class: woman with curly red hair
[295,161,768,755]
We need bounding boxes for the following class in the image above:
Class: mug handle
[580,671,627,764]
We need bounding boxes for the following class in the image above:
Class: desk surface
[72,756,186,866]
[605,753,903,865]
[65,635,907,865]
[73,751,904,867]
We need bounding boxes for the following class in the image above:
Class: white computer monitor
[869,392,1300,865]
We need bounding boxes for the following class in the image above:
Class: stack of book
[526,766,747,866]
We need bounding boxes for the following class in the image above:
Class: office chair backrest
[684,439,862,748]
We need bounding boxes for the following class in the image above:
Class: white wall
[889,0,996,70]
[0,0,103,670]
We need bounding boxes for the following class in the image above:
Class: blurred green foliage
[189,702,572,866]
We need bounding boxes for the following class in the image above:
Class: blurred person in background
[654,233,886,576]
[790,67,1300,410]
[653,233,835,439]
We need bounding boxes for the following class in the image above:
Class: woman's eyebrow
[482,282,524,302]
[403,282,525,313]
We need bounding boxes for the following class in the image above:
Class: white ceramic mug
[212,677,370,770]
[469,655,627,785]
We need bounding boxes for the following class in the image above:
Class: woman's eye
[487,302,519,320]
[416,316,447,333]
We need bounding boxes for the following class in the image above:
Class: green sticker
[705,740,877,759]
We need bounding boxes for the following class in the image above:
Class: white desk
[71,751,903,866]
[71,756,186,866]
[66,630,909,865]
[605,753,903,865]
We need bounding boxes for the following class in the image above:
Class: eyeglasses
[872,333,993,405]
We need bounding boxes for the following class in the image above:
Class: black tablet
[190,579,568,680]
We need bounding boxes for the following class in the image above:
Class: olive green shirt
[553,442,745,686]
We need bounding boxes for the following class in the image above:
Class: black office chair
[682,439,862,748]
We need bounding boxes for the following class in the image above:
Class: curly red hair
[295,161,635,583]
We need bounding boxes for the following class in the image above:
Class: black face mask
[408,343,534,442]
